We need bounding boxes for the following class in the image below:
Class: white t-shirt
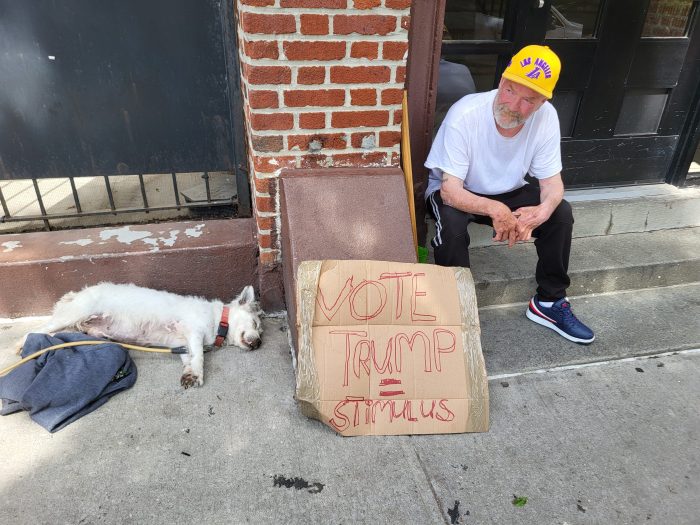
[425,89,562,197]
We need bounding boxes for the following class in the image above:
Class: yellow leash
[0,340,186,377]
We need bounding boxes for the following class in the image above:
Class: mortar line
[488,347,700,381]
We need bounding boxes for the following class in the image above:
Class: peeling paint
[2,241,22,252]
[159,230,180,247]
[185,224,205,238]
[100,226,152,245]
[60,239,94,247]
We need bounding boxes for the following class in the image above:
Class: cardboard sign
[295,260,489,436]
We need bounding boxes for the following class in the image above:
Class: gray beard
[493,103,526,129]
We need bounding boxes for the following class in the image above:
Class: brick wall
[236,0,412,267]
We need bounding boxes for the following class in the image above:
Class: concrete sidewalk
[1,289,698,524]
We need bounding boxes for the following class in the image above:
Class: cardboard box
[295,260,489,436]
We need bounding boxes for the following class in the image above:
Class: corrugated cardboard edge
[453,267,490,431]
[294,260,323,420]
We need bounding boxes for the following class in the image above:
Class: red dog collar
[213,306,230,348]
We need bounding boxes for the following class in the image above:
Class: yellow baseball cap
[501,45,561,99]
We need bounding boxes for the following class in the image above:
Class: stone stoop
[424,184,700,306]
[0,219,257,318]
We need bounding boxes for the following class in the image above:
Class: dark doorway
[436,0,700,187]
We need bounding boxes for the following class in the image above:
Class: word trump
[329,328,457,387]
[316,271,437,324]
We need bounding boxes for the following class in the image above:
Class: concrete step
[0,219,257,317]
[468,226,700,307]
[479,281,700,376]
[427,183,700,248]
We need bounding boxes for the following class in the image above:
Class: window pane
[547,2,602,39]
[443,0,509,41]
[615,90,668,136]
[642,0,695,37]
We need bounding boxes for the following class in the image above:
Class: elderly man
[425,45,594,344]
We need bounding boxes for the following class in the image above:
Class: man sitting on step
[425,45,594,344]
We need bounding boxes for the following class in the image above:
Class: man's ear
[237,285,256,305]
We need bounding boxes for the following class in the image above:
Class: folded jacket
[0,332,137,432]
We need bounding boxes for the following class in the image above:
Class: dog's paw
[180,370,204,389]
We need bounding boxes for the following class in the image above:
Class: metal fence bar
[31,178,51,230]
[0,185,10,218]
[68,177,83,214]
[0,199,233,223]
[103,175,117,212]
[138,174,150,213]
[171,172,181,209]
[203,171,212,201]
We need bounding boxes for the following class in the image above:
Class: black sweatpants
[427,183,574,301]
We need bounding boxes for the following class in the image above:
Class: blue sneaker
[526,296,595,344]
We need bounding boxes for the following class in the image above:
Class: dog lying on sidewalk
[16,283,263,388]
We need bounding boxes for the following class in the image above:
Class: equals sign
[379,378,404,396]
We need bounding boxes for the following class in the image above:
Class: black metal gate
[0,0,249,228]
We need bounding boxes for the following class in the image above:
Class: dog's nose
[246,337,261,350]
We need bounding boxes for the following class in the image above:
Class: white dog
[16,282,263,388]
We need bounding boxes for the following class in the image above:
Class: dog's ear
[237,285,256,306]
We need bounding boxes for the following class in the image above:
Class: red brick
[381,88,403,105]
[255,194,275,213]
[396,66,407,83]
[249,90,279,109]
[284,89,345,107]
[243,40,279,60]
[280,0,346,7]
[300,14,329,35]
[391,151,400,166]
[401,16,410,31]
[283,41,346,61]
[245,65,292,85]
[251,135,283,153]
[299,154,331,169]
[351,132,375,148]
[259,250,280,266]
[253,156,296,174]
[331,110,389,128]
[333,152,389,166]
[351,41,379,59]
[330,66,390,84]
[257,232,276,250]
[241,0,275,5]
[288,133,347,150]
[393,108,403,125]
[297,67,326,85]
[254,175,278,195]
[386,0,411,8]
[299,112,327,129]
[379,130,402,147]
[354,0,380,8]
[256,215,275,232]
[250,112,294,131]
[241,13,296,34]
[334,15,397,35]
[383,41,408,60]
[350,88,377,106]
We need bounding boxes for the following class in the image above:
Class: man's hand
[490,202,519,247]
[513,205,549,241]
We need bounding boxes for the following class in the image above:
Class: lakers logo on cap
[502,45,561,99]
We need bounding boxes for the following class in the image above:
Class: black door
[441,0,700,187]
